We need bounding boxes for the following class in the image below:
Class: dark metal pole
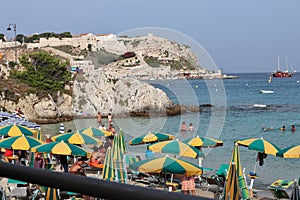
[0,162,211,200]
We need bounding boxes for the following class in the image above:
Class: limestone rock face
[72,71,173,116]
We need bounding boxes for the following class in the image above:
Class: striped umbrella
[0,124,35,136]
[51,131,102,145]
[224,143,250,200]
[45,187,59,200]
[0,135,43,150]
[129,132,174,145]
[236,137,280,156]
[112,131,127,183]
[183,135,223,148]
[148,139,204,158]
[102,147,115,181]
[276,145,300,158]
[79,127,112,137]
[129,156,203,176]
[31,141,90,157]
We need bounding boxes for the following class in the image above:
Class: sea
[40,73,300,189]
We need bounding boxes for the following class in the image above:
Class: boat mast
[277,56,280,70]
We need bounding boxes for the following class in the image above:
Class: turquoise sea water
[41,73,300,189]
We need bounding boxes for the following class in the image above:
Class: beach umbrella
[79,126,112,137]
[236,137,280,156]
[129,155,203,176]
[102,147,115,181]
[0,135,44,150]
[51,131,102,145]
[224,143,250,200]
[0,124,35,136]
[276,145,300,158]
[129,132,174,145]
[182,135,223,148]
[45,187,59,200]
[290,181,300,200]
[237,137,280,198]
[31,141,90,157]
[112,130,127,183]
[148,139,204,159]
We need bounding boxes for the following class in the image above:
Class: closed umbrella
[45,187,59,200]
[102,147,115,181]
[31,141,90,157]
[129,155,203,176]
[0,124,35,136]
[0,135,43,150]
[52,131,102,145]
[224,143,250,200]
[129,132,174,145]
[148,139,204,159]
[79,126,112,137]
[112,130,127,183]
[276,145,300,158]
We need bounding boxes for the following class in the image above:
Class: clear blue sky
[1,0,300,73]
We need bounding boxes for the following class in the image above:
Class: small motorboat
[253,104,267,108]
[259,90,274,94]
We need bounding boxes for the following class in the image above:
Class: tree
[16,34,25,44]
[11,51,71,92]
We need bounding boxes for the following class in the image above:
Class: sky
[1,0,300,73]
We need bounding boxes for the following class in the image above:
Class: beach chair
[200,175,224,195]
[268,179,294,199]
[6,179,29,199]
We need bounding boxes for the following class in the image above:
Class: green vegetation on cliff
[11,51,71,93]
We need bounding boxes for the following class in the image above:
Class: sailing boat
[272,56,295,78]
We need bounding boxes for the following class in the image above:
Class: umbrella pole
[198,157,203,167]
[249,161,258,198]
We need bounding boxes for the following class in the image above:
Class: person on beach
[59,155,69,173]
[34,153,44,169]
[181,176,195,195]
[181,122,187,131]
[97,111,102,125]
[108,113,112,124]
[99,124,106,130]
[69,158,85,175]
[108,123,116,139]
[291,125,296,132]
[188,123,194,131]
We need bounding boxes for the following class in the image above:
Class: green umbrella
[129,155,203,176]
[0,124,35,137]
[78,127,112,137]
[45,187,59,200]
[52,131,102,145]
[102,147,115,181]
[0,135,43,150]
[112,130,127,183]
[276,145,300,158]
[129,132,174,145]
[148,139,204,158]
[31,141,90,157]
[224,143,250,200]
[182,135,223,148]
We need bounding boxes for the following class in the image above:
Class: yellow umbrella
[276,145,300,158]
[79,126,112,137]
[52,131,102,145]
[148,139,204,158]
[0,135,44,150]
[236,137,280,156]
[0,124,35,137]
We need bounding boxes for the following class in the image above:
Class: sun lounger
[268,179,294,199]
[199,175,224,195]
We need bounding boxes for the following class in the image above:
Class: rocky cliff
[72,71,173,117]
[0,70,174,123]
